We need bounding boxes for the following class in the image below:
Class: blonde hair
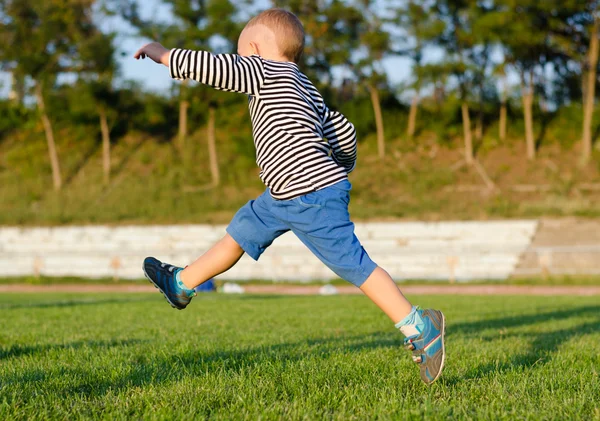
[246,8,305,64]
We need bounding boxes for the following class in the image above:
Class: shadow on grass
[111,137,146,181]
[0,339,146,361]
[0,296,154,310]
[3,330,401,397]
[441,305,600,385]
[451,305,600,335]
[63,141,101,188]
[6,305,600,394]
[535,111,558,151]
[230,295,288,300]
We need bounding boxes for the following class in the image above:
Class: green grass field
[1,292,599,420]
[2,274,600,286]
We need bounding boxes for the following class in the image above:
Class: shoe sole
[428,311,446,384]
[142,264,184,310]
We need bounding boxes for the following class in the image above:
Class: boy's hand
[134,42,170,67]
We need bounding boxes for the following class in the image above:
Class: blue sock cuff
[396,306,426,329]
[395,306,418,329]
[175,269,194,296]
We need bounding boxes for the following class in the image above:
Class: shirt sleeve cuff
[169,48,182,80]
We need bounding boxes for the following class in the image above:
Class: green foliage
[0,293,599,419]
[269,0,363,86]
[3,100,600,225]
[338,90,405,139]
[1,0,600,224]
[392,0,445,92]
[0,0,99,83]
[0,100,31,135]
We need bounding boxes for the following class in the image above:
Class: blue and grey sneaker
[404,308,446,385]
[142,257,195,310]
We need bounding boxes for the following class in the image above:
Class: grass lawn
[2,274,600,286]
[0,292,599,420]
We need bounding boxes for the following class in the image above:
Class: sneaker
[142,257,195,310]
[404,308,446,385]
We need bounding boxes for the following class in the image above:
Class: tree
[469,11,497,144]
[122,0,239,156]
[271,0,363,96]
[477,4,526,141]
[207,102,219,186]
[0,0,98,190]
[496,1,589,160]
[392,0,444,139]
[528,0,599,164]
[487,1,541,160]
[74,13,119,185]
[315,0,390,160]
[433,0,480,165]
[353,2,391,160]
[581,7,600,164]
[493,63,508,141]
[272,0,392,158]
[7,72,25,104]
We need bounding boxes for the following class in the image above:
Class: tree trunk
[207,105,220,186]
[476,82,484,142]
[499,74,508,141]
[178,101,189,151]
[461,102,473,165]
[522,77,536,160]
[99,108,111,185]
[475,113,483,142]
[582,17,600,165]
[582,66,588,109]
[434,80,445,109]
[499,73,508,141]
[35,82,62,191]
[407,93,419,138]
[368,84,385,159]
[499,104,507,142]
[539,66,548,113]
[178,82,189,152]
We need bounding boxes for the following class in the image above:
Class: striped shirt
[169,48,357,200]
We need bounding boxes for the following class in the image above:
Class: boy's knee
[331,259,378,288]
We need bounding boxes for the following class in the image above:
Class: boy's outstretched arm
[134,42,171,65]
[322,107,357,173]
[134,42,265,96]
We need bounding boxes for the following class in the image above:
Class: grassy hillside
[1,106,600,226]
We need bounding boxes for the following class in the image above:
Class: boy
[134,8,445,385]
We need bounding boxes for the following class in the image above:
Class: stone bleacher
[0,221,539,281]
[515,219,600,276]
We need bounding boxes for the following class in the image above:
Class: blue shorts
[226,179,377,287]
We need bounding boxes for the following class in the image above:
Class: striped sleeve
[169,48,265,96]
[322,107,357,173]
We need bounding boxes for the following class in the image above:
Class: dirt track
[1,284,599,296]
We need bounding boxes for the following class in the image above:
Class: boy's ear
[250,41,260,56]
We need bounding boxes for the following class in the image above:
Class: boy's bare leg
[359,267,413,324]
[179,234,244,289]
[361,266,446,385]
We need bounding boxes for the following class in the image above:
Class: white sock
[395,306,425,338]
